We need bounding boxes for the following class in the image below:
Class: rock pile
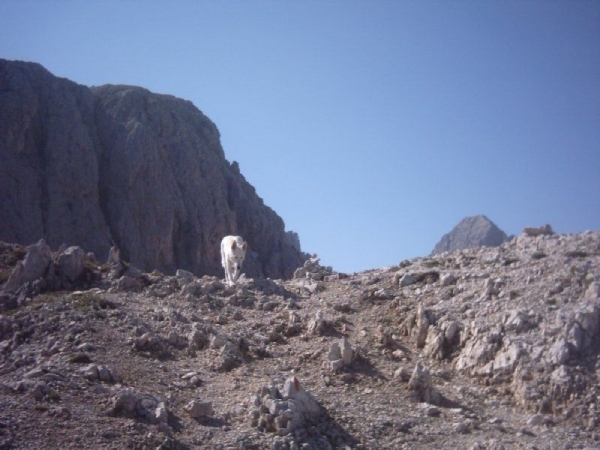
[407,362,441,405]
[326,337,354,372]
[248,377,321,434]
[293,254,343,283]
[0,239,102,312]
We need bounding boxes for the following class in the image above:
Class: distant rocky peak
[431,215,508,255]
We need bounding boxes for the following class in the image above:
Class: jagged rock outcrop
[0,59,305,279]
[431,214,508,255]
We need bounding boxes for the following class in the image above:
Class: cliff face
[0,59,304,278]
[431,215,508,255]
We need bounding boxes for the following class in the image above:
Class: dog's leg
[227,262,235,287]
[221,242,228,285]
[225,263,231,286]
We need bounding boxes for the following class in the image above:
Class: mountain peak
[431,215,508,255]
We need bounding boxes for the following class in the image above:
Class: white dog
[220,235,247,287]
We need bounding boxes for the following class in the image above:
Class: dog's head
[230,239,247,271]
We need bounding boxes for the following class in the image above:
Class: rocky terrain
[431,215,509,255]
[0,59,305,279]
[0,227,599,449]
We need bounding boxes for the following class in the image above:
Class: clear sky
[1,1,599,273]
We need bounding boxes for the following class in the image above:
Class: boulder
[546,337,571,366]
[4,239,52,291]
[249,377,321,433]
[441,273,458,287]
[185,399,213,419]
[398,273,417,287]
[415,306,430,349]
[56,246,85,282]
[116,276,144,292]
[175,269,195,286]
[327,337,354,372]
[455,326,502,375]
[408,362,440,405]
[107,246,121,266]
[307,310,326,335]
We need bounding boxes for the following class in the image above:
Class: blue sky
[1,1,599,273]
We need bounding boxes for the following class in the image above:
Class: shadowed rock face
[0,59,305,279]
[431,215,508,255]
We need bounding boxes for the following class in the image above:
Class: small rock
[154,402,169,425]
[23,368,45,379]
[329,359,345,372]
[188,329,208,349]
[408,362,440,405]
[441,273,458,287]
[454,421,472,434]
[97,365,113,382]
[307,310,326,335]
[117,276,144,292]
[394,366,411,382]
[56,246,85,282]
[399,273,417,287]
[339,337,353,365]
[426,406,441,417]
[415,306,429,349]
[527,414,545,426]
[176,269,195,285]
[546,337,570,365]
[185,399,213,419]
[111,390,138,417]
[81,364,99,381]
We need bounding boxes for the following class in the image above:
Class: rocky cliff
[0,59,305,279]
[431,215,508,255]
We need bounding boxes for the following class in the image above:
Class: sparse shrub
[423,260,440,268]
[31,292,63,307]
[72,293,116,312]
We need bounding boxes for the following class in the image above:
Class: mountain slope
[0,230,598,448]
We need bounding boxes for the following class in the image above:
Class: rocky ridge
[0,59,305,279]
[0,229,599,449]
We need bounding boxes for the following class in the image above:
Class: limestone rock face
[431,215,508,255]
[0,60,112,259]
[0,59,305,279]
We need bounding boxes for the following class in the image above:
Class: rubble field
[0,231,599,449]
